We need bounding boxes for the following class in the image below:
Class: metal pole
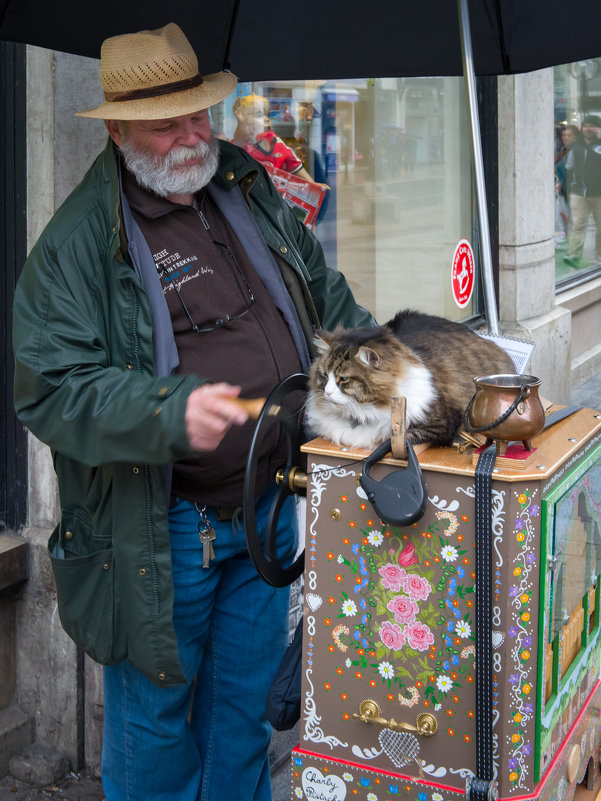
[457,0,500,336]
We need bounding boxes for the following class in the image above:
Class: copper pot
[466,374,545,455]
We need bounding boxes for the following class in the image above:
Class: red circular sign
[451,239,475,308]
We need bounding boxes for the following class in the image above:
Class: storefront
[215,75,481,323]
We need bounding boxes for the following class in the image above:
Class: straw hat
[77,23,237,120]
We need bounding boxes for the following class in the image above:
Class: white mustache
[120,134,220,198]
[164,141,212,168]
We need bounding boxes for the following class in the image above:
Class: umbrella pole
[457,0,500,336]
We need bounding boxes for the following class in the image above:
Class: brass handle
[228,396,266,419]
[352,699,438,736]
[275,465,308,492]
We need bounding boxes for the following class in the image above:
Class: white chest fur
[305,364,436,450]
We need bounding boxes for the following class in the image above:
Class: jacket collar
[99,136,260,257]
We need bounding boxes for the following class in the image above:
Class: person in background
[12,23,373,801]
[555,124,580,243]
[555,124,580,198]
[565,115,601,267]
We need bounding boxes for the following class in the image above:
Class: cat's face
[309,326,417,414]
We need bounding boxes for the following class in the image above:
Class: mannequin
[231,93,323,185]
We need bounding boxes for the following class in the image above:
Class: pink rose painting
[386,593,419,624]
[378,563,407,593]
[398,541,419,566]
[378,621,406,650]
[404,621,435,651]
[404,573,432,601]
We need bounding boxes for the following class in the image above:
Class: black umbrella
[2,0,601,334]
[1,0,600,80]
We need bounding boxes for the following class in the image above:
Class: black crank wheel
[243,373,308,587]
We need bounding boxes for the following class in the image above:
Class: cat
[305,309,516,451]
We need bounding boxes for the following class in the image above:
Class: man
[12,23,373,801]
[565,115,601,266]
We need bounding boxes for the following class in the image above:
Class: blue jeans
[101,486,297,801]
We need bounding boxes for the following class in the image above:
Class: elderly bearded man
[13,23,373,801]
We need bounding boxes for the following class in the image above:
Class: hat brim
[76,71,237,120]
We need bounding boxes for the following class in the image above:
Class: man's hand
[185,383,249,452]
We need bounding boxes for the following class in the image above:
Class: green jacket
[13,138,373,686]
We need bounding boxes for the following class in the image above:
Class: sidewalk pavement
[571,371,601,410]
[0,726,299,801]
[0,762,293,801]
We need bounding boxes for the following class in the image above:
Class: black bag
[265,616,303,731]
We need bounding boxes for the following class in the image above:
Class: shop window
[215,77,478,323]
[554,58,601,286]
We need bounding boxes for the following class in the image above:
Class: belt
[169,496,241,521]
[213,506,242,521]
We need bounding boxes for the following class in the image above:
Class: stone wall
[8,45,107,776]
[497,69,572,404]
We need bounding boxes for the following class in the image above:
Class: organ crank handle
[243,373,309,587]
[226,396,266,419]
[225,396,308,491]
[353,699,438,736]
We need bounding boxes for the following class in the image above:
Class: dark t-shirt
[122,166,303,506]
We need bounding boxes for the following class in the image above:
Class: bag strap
[468,444,498,801]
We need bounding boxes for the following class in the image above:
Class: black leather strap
[471,443,497,801]
[543,404,581,429]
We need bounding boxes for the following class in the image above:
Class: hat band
[104,73,204,103]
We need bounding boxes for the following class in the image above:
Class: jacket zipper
[129,283,141,371]
[197,208,210,229]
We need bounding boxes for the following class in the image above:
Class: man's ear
[106,119,124,147]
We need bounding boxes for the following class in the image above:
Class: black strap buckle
[466,776,498,801]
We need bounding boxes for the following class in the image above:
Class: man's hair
[583,115,601,127]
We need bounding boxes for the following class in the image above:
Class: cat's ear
[313,331,332,354]
[357,346,381,369]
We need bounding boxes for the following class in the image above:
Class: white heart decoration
[379,728,420,769]
[306,593,323,612]
[492,630,505,648]
[301,767,346,800]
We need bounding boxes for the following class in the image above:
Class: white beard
[119,134,220,198]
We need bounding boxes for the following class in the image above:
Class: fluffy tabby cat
[305,309,515,450]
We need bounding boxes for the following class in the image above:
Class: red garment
[243,131,303,173]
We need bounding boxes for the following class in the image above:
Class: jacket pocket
[48,520,127,665]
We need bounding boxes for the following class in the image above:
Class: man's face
[107,109,219,198]
[115,110,212,157]
[561,127,576,146]
[582,122,601,143]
